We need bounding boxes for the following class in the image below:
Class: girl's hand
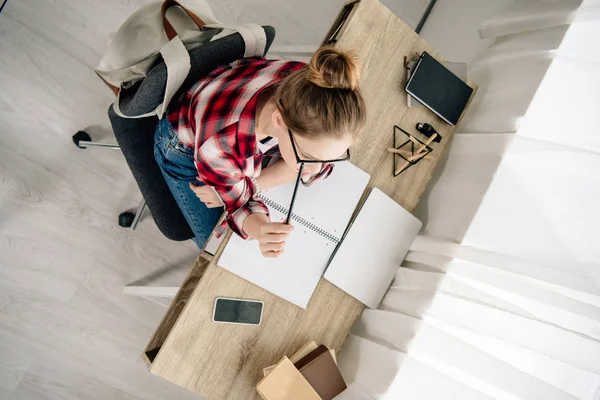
[243,213,294,258]
[189,183,224,208]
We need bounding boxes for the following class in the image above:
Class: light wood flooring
[0,1,428,399]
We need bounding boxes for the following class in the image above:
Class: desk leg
[122,286,179,300]
[142,256,210,366]
[123,252,214,302]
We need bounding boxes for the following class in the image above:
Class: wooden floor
[0,1,426,399]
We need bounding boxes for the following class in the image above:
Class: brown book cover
[256,357,321,400]
[294,345,347,400]
[263,342,338,378]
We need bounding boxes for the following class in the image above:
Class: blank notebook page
[324,188,422,308]
[218,162,370,308]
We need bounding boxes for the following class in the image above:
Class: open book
[218,163,422,309]
[324,188,422,308]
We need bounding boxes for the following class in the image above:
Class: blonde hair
[274,46,367,139]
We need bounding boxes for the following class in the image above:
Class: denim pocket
[168,138,193,158]
[166,124,194,160]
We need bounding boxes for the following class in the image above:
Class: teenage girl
[154,47,366,258]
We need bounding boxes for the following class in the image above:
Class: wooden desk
[144,0,476,398]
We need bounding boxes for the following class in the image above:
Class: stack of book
[257,341,346,400]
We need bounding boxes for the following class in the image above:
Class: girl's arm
[192,159,296,208]
[256,159,298,190]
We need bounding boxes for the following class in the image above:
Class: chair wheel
[72,130,92,149]
[119,212,135,228]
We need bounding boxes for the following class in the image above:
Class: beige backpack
[95,0,266,118]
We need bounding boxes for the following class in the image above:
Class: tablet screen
[406,52,473,125]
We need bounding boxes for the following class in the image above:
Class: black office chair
[72,27,276,242]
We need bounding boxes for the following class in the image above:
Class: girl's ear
[272,109,284,128]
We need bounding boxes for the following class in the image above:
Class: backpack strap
[205,23,267,58]
[161,0,207,40]
[113,14,266,119]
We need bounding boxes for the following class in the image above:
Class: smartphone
[212,297,263,325]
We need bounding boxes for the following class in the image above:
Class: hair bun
[308,46,361,90]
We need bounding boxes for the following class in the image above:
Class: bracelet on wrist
[251,176,261,195]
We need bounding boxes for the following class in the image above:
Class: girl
[154,46,366,258]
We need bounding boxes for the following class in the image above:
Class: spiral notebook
[218,162,370,308]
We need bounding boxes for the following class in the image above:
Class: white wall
[206,0,430,46]
[419,0,516,63]
[415,0,600,289]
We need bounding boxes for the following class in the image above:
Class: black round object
[72,131,92,149]
[416,122,437,137]
[118,212,135,228]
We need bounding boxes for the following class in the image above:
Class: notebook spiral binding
[259,195,340,244]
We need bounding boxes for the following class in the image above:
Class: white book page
[220,208,333,308]
[261,162,370,239]
[218,162,370,308]
[324,189,422,308]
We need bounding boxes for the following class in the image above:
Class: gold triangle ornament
[388,125,433,177]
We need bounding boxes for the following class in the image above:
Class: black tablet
[405,52,473,126]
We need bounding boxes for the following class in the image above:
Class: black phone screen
[213,298,263,325]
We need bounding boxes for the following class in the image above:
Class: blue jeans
[154,118,223,249]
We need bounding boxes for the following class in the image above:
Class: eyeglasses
[287,129,351,164]
[285,128,351,226]
[278,97,350,164]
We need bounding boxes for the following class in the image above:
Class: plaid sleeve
[194,125,269,238]
[228,199,269,238]
[301,163,334,186]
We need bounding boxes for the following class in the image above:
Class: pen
[286,163,304,225]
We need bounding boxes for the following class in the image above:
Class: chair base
[73,131,146,230]
[119,212,136,228]
[72,130,120,150]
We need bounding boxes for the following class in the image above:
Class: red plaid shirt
[168,58,333,239]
